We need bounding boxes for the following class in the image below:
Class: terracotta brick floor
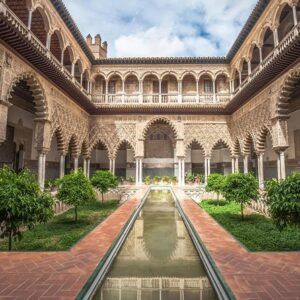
[0,193,143,300]
[174,189,300,300]
[0,187,299,300]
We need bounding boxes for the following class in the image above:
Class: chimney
[86,33,108,59]
[95,34,101,45]
[86,34,92,45]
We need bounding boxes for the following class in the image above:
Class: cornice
[94,57,229,65]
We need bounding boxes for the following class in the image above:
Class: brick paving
[0,190,144,300]
[174,188,300,300]
[0,187,299,300]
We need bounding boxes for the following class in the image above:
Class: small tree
[0,167,54,251]
[223,173,258,219]
[266,172,300,230]
[91,170,118,204]
[56,170,95,221]
[206,173,225,205]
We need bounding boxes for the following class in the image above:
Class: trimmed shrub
[0,167,54,251]
[91,170,118,204]
[223,173,259,219]
[56,170,95,221]
[266,172,300,230]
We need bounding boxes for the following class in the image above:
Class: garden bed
[201,200,300,252]
[0,200,119,251]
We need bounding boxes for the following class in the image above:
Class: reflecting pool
[93,189,217,300]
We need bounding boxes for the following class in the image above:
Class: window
[204,80,213,93]
[108,81,116,94]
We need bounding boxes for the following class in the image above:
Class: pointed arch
[185,139,205,156]
[276,68,300,118]
[89,139,110,157]
[142,117,178,140]
[50,127,66,154]
[256,126,273,153]
[210,138,233,157]
[113,140,136,158]
[6,72,49,119]
[67,135,79,157]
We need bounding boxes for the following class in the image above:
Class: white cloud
[63,0,257,57]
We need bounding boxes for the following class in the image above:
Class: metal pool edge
[76,188,151,300]
[171,188,235,300]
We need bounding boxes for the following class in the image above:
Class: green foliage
[206,173,225,204]
[91,170,118,204]
[185,172,195,183]
[127,176,135,183]
[0,200,119,251]
[171,176,178,184]
[45,179,57,192]
[223,173,258,219]
[0,167,54,251]
[162,176,171,184]
[266,172,300,230]
[56,170,95,221]
[201,200,300,251]
[153,176,161,184]
[195,173,204,184]
[144,176,152,185]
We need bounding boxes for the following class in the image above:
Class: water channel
[93,189,218,300]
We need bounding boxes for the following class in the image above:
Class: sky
[63,0,257,58]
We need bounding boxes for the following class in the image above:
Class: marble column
[27,9,33,30]
[73,156,79,172]
[243,155,249,174]
[181,159,185,186]
[59,154,65,178]
[38,152,46,190]
[257,153,264,189]
[135,159,139,185]
[204,158,208,183]
[292,5,298,26]
[277,151,286,180]
[231,158,235,173]
[139,158,143,184]
[178,159,182,185]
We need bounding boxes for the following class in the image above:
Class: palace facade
[0,0,299,189]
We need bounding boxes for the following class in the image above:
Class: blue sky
[63,0,257,57]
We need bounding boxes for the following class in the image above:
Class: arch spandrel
[142,117,179,140]
[6,72,49,120]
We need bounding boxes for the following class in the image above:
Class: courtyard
[0,0,300,299]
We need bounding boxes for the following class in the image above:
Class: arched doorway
[115,141,135,179]
[210,140,232,175]
[186,140,205,180]
[90,141,109,176]
[144,119,176,177]
[0,76,47,177]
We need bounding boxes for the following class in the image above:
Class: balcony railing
[234,22,300,95]
[92,93,231,105]
[2,3,91,96]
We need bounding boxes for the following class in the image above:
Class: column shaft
[204,158,208,183]
[293,5,298,26]
[178,159,182,185]
[231,158,235,173]
[258,154,264,189]
[139,159,143,184]
[280,151,286,180]
[74,157,79,172]
[243,155,249,174]
[136,159,139,185]
[59,155,65,178]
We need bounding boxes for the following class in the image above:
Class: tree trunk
[75,206,78,222]
[8,229,12,251]
[241,203,244,220]
[102,192,104,205]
